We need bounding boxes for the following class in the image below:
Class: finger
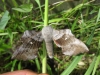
[0,70,37,75]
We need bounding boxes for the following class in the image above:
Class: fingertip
[0,70,37,75]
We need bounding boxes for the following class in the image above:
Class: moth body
[42,26,54,58]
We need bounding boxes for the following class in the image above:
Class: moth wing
[12,30,43,61]
[53,29,89,56]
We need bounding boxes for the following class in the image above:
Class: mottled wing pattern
[53,29,89,56]
[12,30,43,61]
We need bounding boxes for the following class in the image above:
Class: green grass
[0,0,100,75]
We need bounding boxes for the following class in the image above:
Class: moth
[12,26,89,60]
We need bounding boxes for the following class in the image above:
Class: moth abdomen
[45,42,54,58]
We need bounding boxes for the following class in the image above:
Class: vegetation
[0,0,100,75]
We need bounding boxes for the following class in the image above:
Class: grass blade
[61,55,83,75]
[35,0,43,20]
[92,56,100,75]
[35,58,41,72]
[84,57,96,75]
[96,8,100,23]
[11,60,17,71]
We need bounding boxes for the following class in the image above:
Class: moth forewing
[53,29,89,56]
[12,30,43,61]
[22,30,37,38]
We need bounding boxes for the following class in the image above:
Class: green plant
[0,0,100,75]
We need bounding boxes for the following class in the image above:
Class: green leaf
[84,57,96,75]
[11,60,17,71]
[0,32,18,36]
[18,61,22,70]
[0,11,10,30]
[92,56,100,75]
[96,8,100,23]
[61,55,83,75]
[49,18,66,23]
[35,0,43,20]
[35,58,41,72]
[12,4,33,12]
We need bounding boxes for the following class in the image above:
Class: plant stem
[42,42,47,73]
[44,0,48,26]
[42,0,48,73]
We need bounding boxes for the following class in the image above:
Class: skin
[0,70,49,75]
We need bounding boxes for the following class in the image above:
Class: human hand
[0,70,49,75]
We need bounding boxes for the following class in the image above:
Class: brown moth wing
[53,29,89,56]
[12,30,43,61]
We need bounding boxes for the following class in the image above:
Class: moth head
[42,26,53,42]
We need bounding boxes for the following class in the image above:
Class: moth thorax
[42,26,53,42]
